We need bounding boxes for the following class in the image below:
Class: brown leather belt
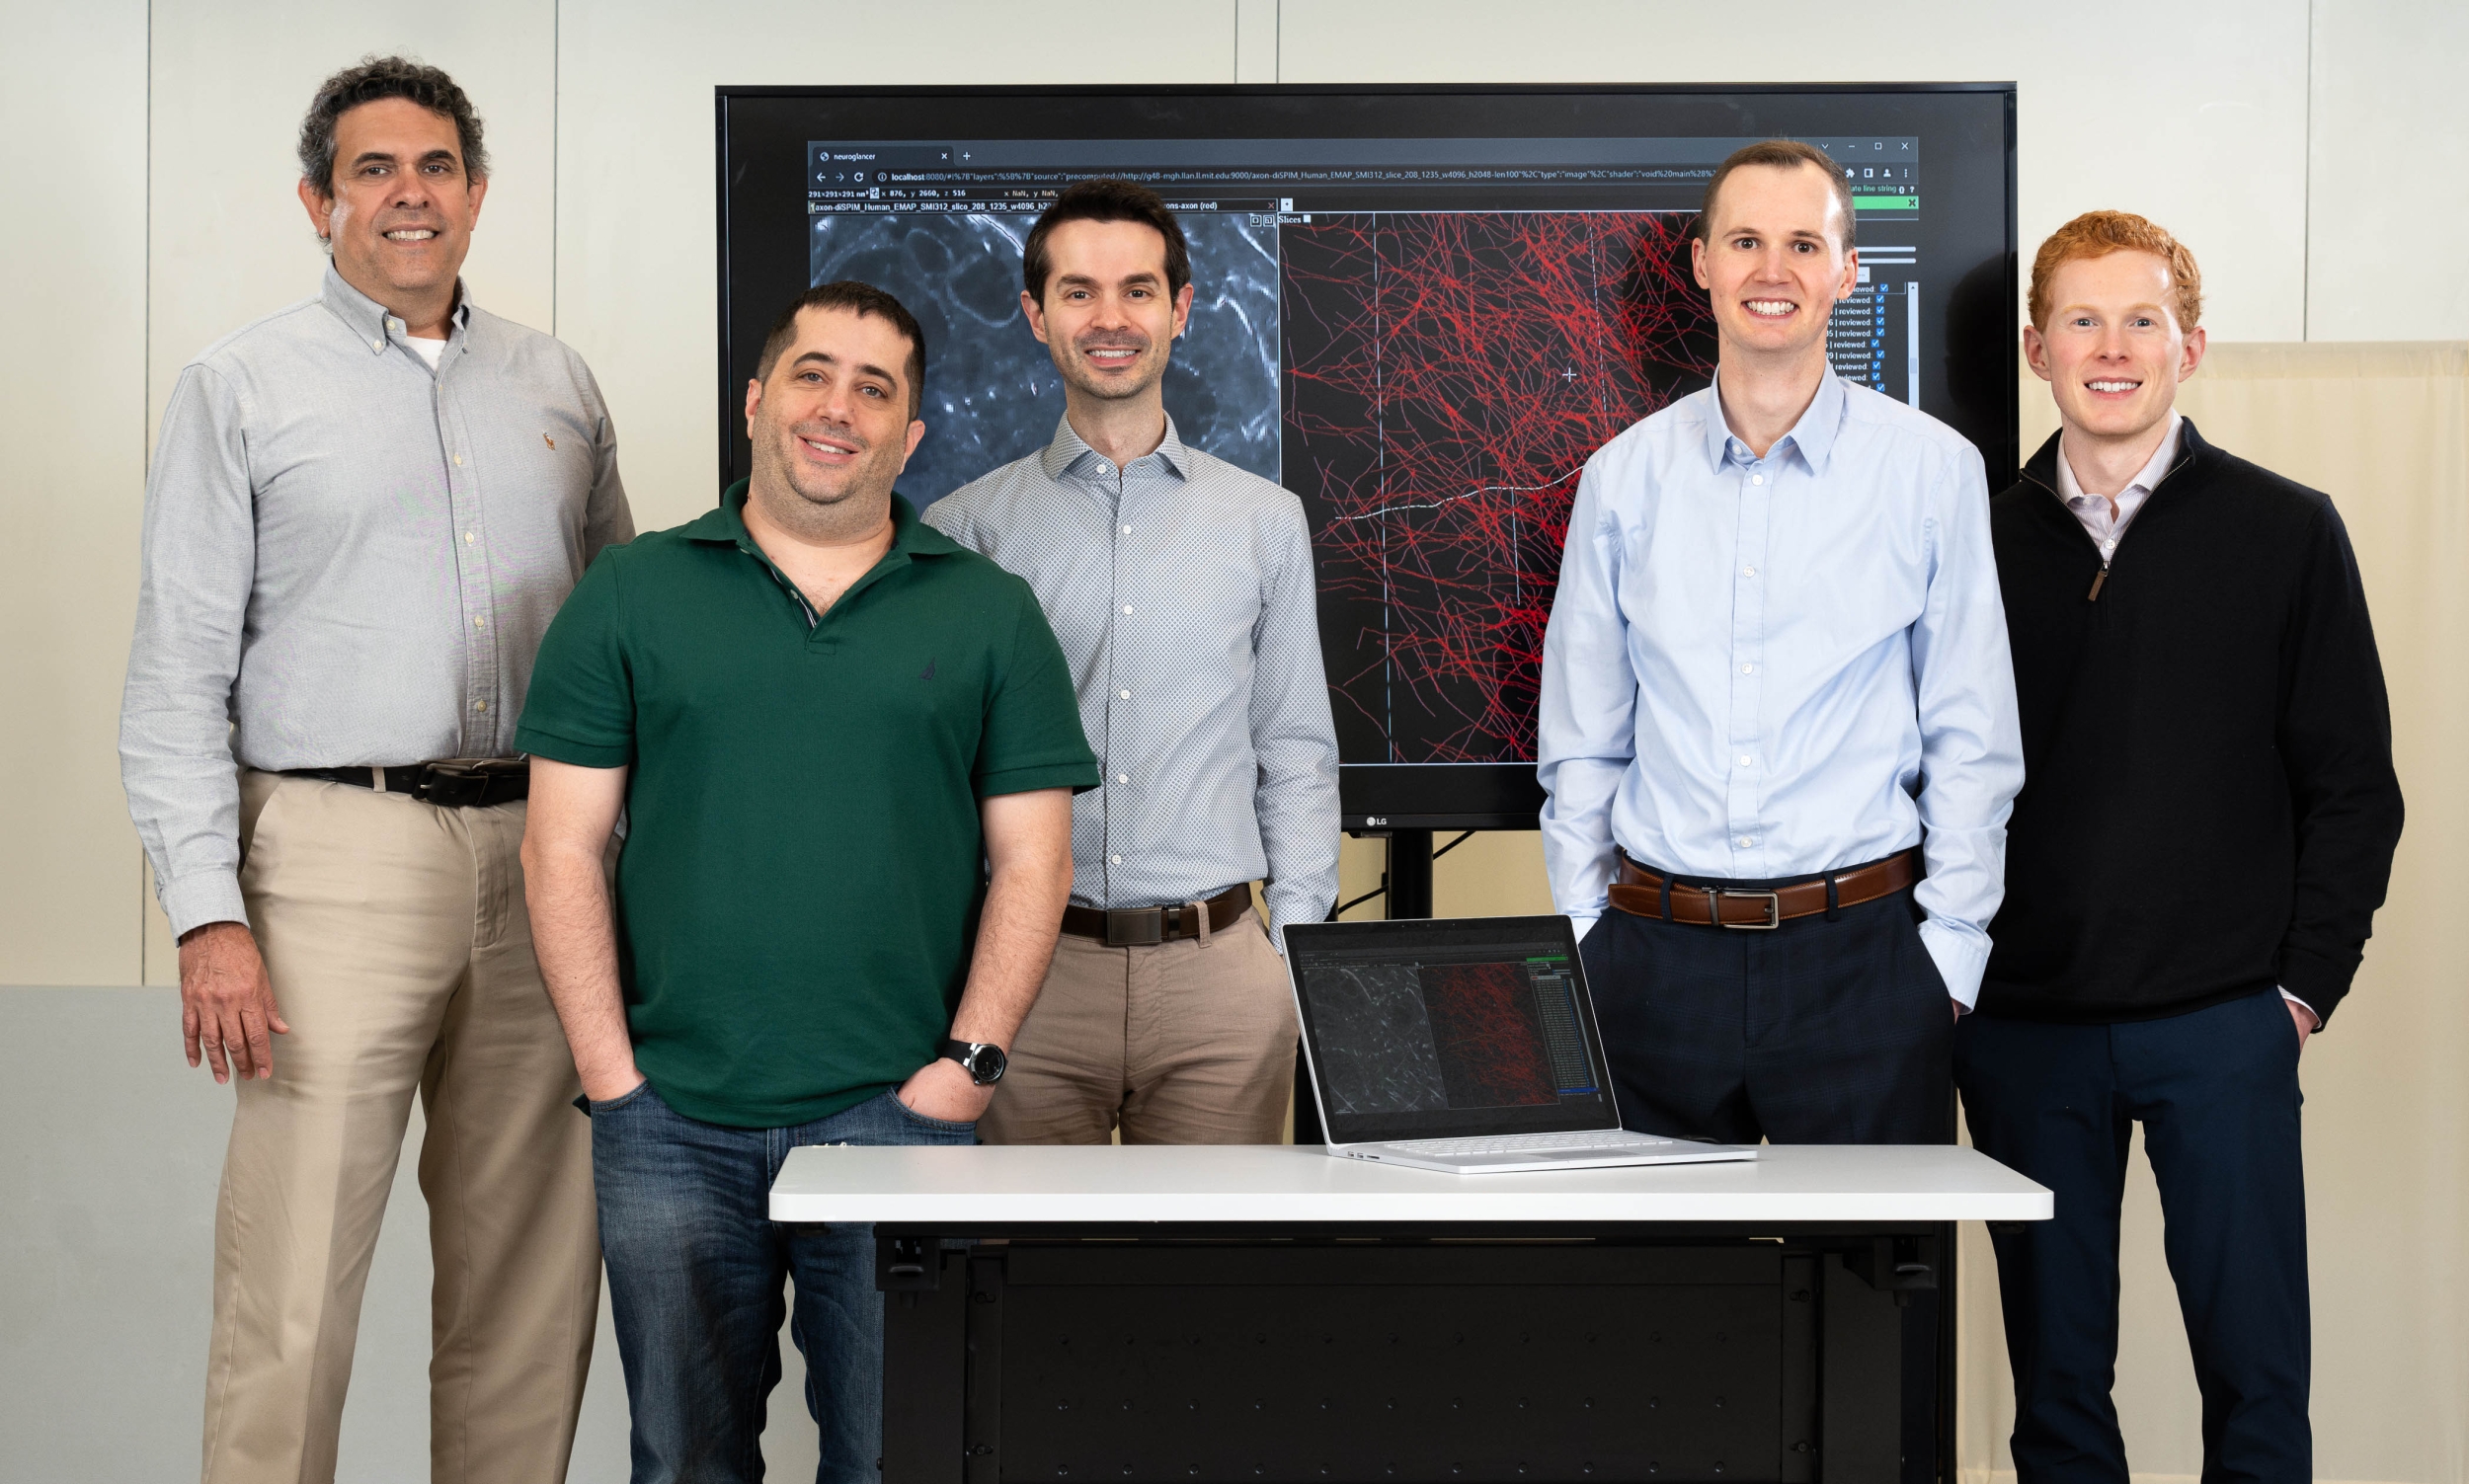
[1607,848,1920,929]
[1063,883,1251,947]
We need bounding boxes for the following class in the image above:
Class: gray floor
[1,986,821,1482]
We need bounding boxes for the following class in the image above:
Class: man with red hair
[1963,211,2404,1484]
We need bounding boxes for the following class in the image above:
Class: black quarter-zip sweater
[1981,419,2404,1026]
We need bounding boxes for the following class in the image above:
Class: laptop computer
[1282,914,1758,1174]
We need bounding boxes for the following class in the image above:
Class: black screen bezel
[717,83,2019,832]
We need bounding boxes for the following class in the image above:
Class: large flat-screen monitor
[716,85,2018,829]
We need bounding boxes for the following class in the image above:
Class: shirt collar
[320,262,471,355]
[1036,413,1193,483]
[1700,366,1846,475]
[693,480,961,561]
[2054,412,2184,507]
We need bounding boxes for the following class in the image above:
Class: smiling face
[1022,217,1194,404]
[297,98,484,315]
[1691,161,1859,365]
[2025,249,2205,445]
[744,304,927,525]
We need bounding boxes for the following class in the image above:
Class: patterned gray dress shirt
[925,417,1340,949]
[121,266,633,937]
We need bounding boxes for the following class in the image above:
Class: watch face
[969,1044,1007,1085]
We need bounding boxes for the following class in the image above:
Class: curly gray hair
[297,55,487,192]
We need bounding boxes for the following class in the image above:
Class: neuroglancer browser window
[804,133,1929,770]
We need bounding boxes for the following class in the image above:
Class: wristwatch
[939,1038,1008,1086]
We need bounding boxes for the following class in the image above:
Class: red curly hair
[2029,210,2203,331]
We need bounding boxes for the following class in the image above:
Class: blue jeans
[589,1081,977,1484]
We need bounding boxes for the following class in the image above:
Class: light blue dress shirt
[1537,370,2023,1008]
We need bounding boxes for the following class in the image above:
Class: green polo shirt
[516,483,1098,1129]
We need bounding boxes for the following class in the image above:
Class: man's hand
[179,920,289,1082]
[2288,998,2315,1052]
[897,1055,996,1125]
[1953,1000,1963,1023]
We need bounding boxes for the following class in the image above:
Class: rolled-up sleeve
[1537,453,1638,935]
[1249,502,1341,949]
[1908,446,2024,1009]
[120,364,258,938]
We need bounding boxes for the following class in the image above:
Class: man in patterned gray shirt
[119,59,628,1484]
[927,180,1340,1145]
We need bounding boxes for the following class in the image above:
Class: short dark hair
[755,280,927,417]
[1693,139,1856,255]
[298,56,488,193]
[1022,179,1192,304]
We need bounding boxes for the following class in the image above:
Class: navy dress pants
[1579,884,1954,1144]
[1953,988,2310,1484]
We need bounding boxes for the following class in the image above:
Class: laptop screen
[1284,916,1623,1146]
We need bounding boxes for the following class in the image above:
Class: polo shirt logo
[920,658,936,681]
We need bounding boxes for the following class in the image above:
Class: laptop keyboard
[1384,1132,1671,1157]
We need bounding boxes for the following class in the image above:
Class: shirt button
[452,453,464,466]
[464,531,476,544]
[1742,566,1756,578]
[472,700,487,713]
[1111,854,1123,865]
[1121,604,1133,615]
[1121,524,1133,535]
[1740,663,1755,674]
[1095,462,1111,475]
[1117,773,1130,785]
[473,616,486,629]
[1119,689,1132,700]
[1739,835,1757,847]
[1751,474,1765,486]
[1739,755,1753,766]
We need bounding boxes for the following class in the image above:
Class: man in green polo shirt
[517,279,1096,1483]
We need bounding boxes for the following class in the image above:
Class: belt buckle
[1712,888,1783,930]
[414,761,489,808]
[1104,908,1163,948]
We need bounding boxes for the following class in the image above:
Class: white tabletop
[768,1142,2049,1225]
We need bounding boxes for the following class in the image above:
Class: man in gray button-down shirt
[119,59,628,1484]
[928,181,1340,1146]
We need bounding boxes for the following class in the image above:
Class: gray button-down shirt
[121,267,633,936]
[925,418,1340,948]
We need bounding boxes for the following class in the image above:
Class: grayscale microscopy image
[810,212,1282,506]
[1302,963,1447,1117]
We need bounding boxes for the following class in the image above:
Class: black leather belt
[1062,883,1251,946]
[282,759,530,808]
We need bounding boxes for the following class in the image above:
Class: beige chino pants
[980,905,1299,1144]
[200,772,599,1484]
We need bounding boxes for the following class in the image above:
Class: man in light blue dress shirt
[1538,140,2022,1144]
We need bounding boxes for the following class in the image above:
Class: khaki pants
[201,772,599,1484]
[980,905,1298,1144]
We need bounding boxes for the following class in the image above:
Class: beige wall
[0,0,148,985]
[4,4,2465,1481]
